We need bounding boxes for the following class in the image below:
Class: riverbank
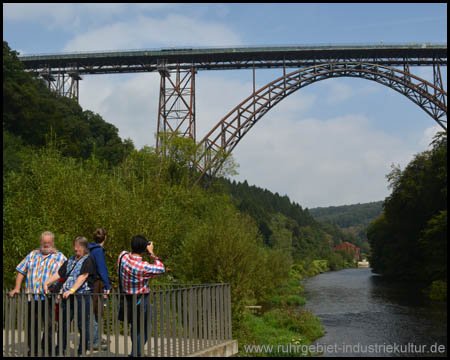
[233,261,357,357]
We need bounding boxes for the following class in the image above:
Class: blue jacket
[88,243,111,290]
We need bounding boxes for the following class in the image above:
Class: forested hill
[216,178,363,259]
[309,201,383,228]
[3,41,134,173]
[308,202,383,255]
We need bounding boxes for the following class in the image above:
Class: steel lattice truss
[193,62,447,185]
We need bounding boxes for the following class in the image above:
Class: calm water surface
[302,268,447,357]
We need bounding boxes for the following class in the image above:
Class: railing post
[153,288,158,357]
[98,292,104,356]
[18,293,24,356]
[123,295,128,356]
[211,285,216,346]
[132,294,137,357]
[58,298,63,356]
[89,294,94,354]
[105,295,111,357]
[11,291,17,356]
[78,294,82,356]
[207,286,212,347]
[140,294,145,357]
[172,289,177,356]
[218,285,223,342]
[202,286,207,351]
[147,291,154,357]
[228,284,232,340]
[30,298,35,356]
[65,296,71,356]
[159,288,165,356]
[177,288,182,356]
[166,289,170,356]
[44,295,49,356]
[183,287,188,356]
[37,297,42,356]
[113,293,120,357]
[51,294,55,357]
[5,290,10,356]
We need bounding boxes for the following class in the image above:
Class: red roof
[333,242,360,260]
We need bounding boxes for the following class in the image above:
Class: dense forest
[367,132,447,300]
[309,201,384,255]
[3,42,134,173]
[217,178,364,265]
[309,201,383,228]
[3,40,358,324]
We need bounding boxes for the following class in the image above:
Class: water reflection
[303,268,447,357]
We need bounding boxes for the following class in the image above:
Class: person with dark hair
[118,235,165,357]
[88,228,111,350]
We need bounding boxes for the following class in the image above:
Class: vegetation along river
[302,268,447,357]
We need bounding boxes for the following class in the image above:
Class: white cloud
[232,112,418,208]
[326,80,354,104]
[419,125,442,149]
[3,3,179,32]
[63,13,242,52]
[4,3,116,30]
[79,73,160,147]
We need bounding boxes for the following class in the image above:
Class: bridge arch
[194,62,447,184]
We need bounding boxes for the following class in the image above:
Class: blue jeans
[59,295,91,355]
[129,294,151,357]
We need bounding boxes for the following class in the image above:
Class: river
[302,268,447,357]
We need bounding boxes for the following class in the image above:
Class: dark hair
[131,235,149,254]
[93,228,107,244]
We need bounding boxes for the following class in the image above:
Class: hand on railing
[62,289,74,299]
[9,288,20,297]
[104,289,110,299]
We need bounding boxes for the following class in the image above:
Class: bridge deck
[19,43,447,74]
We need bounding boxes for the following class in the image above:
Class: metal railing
[3,284,232,357]
[17,42,449,57]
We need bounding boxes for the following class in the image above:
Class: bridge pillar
[39,67,81,103]
[156,62,196,153]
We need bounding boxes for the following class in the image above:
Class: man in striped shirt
[9,231,67,356]
[118,235,165,357]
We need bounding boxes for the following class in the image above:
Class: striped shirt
[118,251,165,294]
[16,249,67,300]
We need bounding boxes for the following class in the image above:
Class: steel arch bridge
[19,43,447,184]
[193,61,447,184]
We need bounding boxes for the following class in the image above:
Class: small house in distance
[333,242,360,261]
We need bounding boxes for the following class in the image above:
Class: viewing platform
[3,284,238,357]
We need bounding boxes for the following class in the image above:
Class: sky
[3,3,447,208]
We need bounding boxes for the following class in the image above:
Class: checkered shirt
[118,251,165,294]
[16,249,67,301]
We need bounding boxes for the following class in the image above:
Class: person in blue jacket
[88,228,111,350]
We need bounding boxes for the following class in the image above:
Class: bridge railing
[3,284,232,357]
[18,42,447,58]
